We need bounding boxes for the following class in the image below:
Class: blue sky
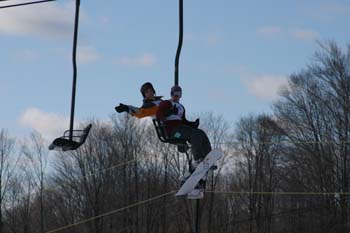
[1,0,350,139]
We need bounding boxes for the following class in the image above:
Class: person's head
[170,85,182,102]
[140,82,156,99]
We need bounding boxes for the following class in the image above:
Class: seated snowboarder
[115,82,162,119]
[156,85,213,197]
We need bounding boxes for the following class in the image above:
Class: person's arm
[116,101,160,119]
[131,105,159,118]
[156,100,172,121]
[115,103,140,113]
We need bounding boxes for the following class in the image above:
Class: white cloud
[0,1,75,39]
[258,26,282,37]
[290,28,319,41]
[77,46,101,64]
[243,75,288,100]
[19,108,73,140]
[114,53,156,67]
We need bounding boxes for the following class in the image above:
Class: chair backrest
[49,124,92,151]
[78,124,92,144]
[152,119,170,143]
[152,119,187,145]
[62,124,92,143]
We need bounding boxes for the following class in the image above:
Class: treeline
[1,42,350,233]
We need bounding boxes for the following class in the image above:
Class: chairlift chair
[49,124,92,151]
[48,0,92,151]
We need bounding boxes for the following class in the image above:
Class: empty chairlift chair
[49,124,92,151]
[48,0,92,152]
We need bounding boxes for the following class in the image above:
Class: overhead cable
[0,0,56,9]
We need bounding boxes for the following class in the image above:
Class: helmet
[171,85,182,96]
[140,82,156,97]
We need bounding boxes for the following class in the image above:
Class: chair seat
[49,138,80,151]
[166,138,188,144]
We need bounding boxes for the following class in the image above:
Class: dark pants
[171,126,212,161]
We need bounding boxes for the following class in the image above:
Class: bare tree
[0,130,18,233]
[22,132,49,233]
[233,114,284,233]
[274,41,350,232]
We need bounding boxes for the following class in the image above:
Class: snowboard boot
[210,163,218,171]
[187,179,205,199]
[187,188,204,199]
[191,159,202,170]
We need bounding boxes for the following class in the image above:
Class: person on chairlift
[115,82,162,119]
[156,85,212,169]
[157,85,215,198]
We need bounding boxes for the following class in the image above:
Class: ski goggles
[171,91,182,97]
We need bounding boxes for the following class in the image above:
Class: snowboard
[176,149,223,196]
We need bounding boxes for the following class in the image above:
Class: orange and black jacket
[131,96,162,119]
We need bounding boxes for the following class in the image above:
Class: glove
[192,118,200,129]
[115,103,129,113]
[188,118,199,129]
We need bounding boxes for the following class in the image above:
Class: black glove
[187,118,199,129]
[192,118,200,129]
[115,103,129,113]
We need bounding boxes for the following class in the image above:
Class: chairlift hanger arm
[174,0,183,86]
[69,0,80,140]
[153,0,187,150]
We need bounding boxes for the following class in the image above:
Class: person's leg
[171,125,193,141]
[191,129,213,196]
[199,129,211,158]
[197,129,218,170]
[190,128,212,161]
[172,126,213,173]
[171,126,203,170]
[173,126,213,198]
[172,126,212,161]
